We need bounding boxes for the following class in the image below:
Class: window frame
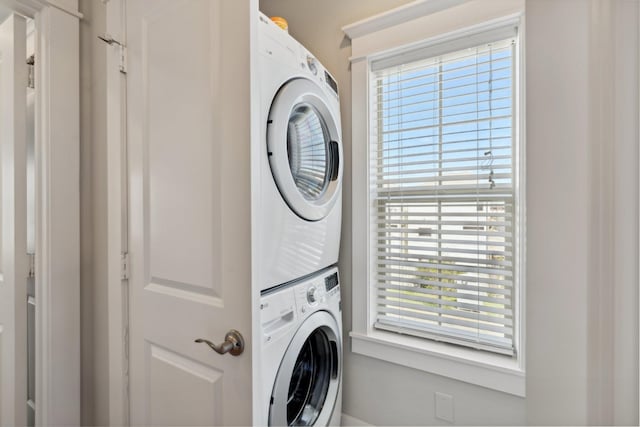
[347,7,526,397]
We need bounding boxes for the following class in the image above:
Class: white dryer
[260,267,342,426]
[256,13,343,291]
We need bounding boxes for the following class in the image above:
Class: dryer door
[267,78,342,221]
[269,311,341,426]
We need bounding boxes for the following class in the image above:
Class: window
[345,1,525,394]
[368,31,519,356]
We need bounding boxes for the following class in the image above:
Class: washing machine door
[269,311,341,426]
[267,78,342,221]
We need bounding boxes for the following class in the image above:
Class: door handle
[329,140,339,181]
[195,330,245,356]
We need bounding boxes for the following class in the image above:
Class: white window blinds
[370,32,518,355]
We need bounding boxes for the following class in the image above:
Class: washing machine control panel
[295,273,340,314]
[294,270,340,315]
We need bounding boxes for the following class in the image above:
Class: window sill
[350,330,525,397]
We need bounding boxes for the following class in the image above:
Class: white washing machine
[259,267,342,426]
[256,13,343,291]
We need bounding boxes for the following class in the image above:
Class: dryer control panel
[258,12,339,100]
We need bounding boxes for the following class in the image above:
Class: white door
[126,1,254,425]
[0,13,28,427]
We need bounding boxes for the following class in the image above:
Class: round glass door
[287,103,330,201]
[268,78,342,221]
[286,329,332,426]
[269,311,341,427]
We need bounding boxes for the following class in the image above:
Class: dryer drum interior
[286,103,332,201]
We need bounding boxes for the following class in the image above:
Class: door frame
[0,0,81,425]
[104,0,128,424]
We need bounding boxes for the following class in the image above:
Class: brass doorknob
[195,330,245,356]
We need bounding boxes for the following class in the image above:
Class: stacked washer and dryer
[256,12,343,427]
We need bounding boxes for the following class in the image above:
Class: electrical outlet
[435,392,454,423]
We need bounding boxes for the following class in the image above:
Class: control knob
[306,56,318,76]
[307,286,318,304]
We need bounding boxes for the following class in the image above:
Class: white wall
[525,1,590,423]
[260,0,639,425]
[527,1,638,424]
[612,1,640,424]
[76,0,638,425]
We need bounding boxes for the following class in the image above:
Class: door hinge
[119,44,127,74]
[123,324,129,360]
[98,33,127,74]
[28,253,35,278]
[27,55,35,89]
[121,252,130,280]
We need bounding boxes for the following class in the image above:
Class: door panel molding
[142,0,222,298]
[148,343,223,426]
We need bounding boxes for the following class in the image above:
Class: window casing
[346,2,526,395]
[368,30,520,356]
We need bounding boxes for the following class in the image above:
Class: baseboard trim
[341,413,373,426]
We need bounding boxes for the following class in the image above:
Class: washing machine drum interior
[270,312,341,426]
[267,79,342,222]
